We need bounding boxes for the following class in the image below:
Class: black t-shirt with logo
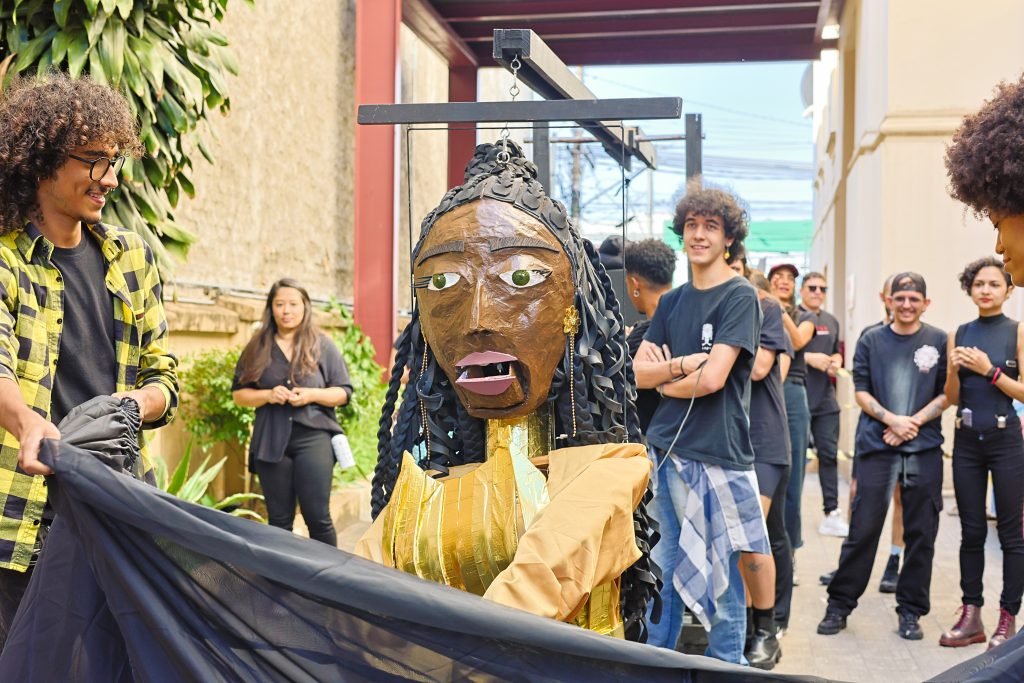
[801,307,842,415]
[644,276,761,470]
[853,323,948,455]
[750,299,793,466]
[785,309,817,385]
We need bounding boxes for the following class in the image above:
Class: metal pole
[685,112,703,182]
[533,121,551,190]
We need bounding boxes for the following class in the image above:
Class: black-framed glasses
[67,154,126,181]
[807,284,828,293]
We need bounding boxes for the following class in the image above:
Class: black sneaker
[819,569,836,586]
[898,611,923,640]
[817,610,847,635]
[879,554,900,593]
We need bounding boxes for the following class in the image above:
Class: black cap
[890,271,927,297]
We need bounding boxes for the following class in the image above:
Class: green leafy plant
[326,300,388,484]
[0,0,251,269]
[179,304,387,488]
[179,345,252,456]
[152,439,264,521]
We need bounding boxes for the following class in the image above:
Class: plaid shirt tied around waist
[0,222,178,572]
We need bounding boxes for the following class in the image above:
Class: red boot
[989,608,1017,650]
[939,604,986,647]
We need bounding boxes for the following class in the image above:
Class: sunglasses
[806,284,827,293]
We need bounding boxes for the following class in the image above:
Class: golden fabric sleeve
[481,443,650,622]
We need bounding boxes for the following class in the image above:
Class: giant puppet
[355,141,660,641]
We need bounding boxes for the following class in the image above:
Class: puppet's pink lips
[455,351,520,396]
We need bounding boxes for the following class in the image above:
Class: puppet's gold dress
[355,412,651,636]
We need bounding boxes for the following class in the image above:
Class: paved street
[774,470,1004,682]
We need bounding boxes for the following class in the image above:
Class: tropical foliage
[151,440,265,521]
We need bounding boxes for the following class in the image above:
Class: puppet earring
[419,334,431,457]
[563,306,581,438]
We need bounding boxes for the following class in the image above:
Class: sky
[541,61,816,246]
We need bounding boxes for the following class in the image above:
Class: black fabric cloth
[0,565,32,652]
[49,232,116,425]
[800,307,841,416]
[232,334,352,472]
[810,412,841,514]
[627,319,660,434]
[785,310,816,384]
[0,440,840,683]
[753,462,788,500]
[827,448,944,618]
[955,314,1020,431]
[750,299,792,467]
[254,423,337,547]
[953,427,1024,614]
[644,277,761,470]
[853,324,948,456]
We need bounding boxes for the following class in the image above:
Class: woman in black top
[232,279,353,546]
[941,257,1024,650]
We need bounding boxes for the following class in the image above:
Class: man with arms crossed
[0,73,178,647]
[635,181,768,664]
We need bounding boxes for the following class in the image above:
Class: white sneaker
[819,509,850,537]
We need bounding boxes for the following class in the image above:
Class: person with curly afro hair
[946,74,1024,285]
[0,72,177,648]
[634,179,775,666]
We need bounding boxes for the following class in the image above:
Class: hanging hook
[498,55,522,166]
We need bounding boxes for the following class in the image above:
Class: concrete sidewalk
[773,470,1005,681]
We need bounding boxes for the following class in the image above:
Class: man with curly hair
[0,72,178,647]
[634,180,771,665]
[946,74,1024,286]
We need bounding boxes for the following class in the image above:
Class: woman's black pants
[255,424,338,547]
[953,427,1024,615]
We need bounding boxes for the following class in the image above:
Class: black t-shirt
[644,276,761,470]
[853,323,948,455]
[785,309,816,384]
[801,307,841,415]
[750,299,792,466]
[233,335,354,471]
[956,314,1020,431]
[858,320,885,343]
[626,319,659,435]
[50,233,116,424]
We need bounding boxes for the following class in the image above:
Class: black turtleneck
[955,313,1020,430]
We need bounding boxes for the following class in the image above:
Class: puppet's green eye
[500,269,550,289]
[428,273,460,291]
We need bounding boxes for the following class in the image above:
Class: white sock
[891,545,903,557]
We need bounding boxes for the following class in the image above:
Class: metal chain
[497,55,522,165]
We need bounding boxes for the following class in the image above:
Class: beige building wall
[170,0,357,303]
[813,0,1024,352]
[813,0,1024,454]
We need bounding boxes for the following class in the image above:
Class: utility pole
[570,66,584,222]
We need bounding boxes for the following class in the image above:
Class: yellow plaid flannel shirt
[0,222,178,572]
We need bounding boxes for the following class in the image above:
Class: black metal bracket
[492,29,663,171]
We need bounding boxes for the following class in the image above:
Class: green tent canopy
[663,219,812,255]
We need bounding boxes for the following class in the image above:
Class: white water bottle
[331,433,355,470]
